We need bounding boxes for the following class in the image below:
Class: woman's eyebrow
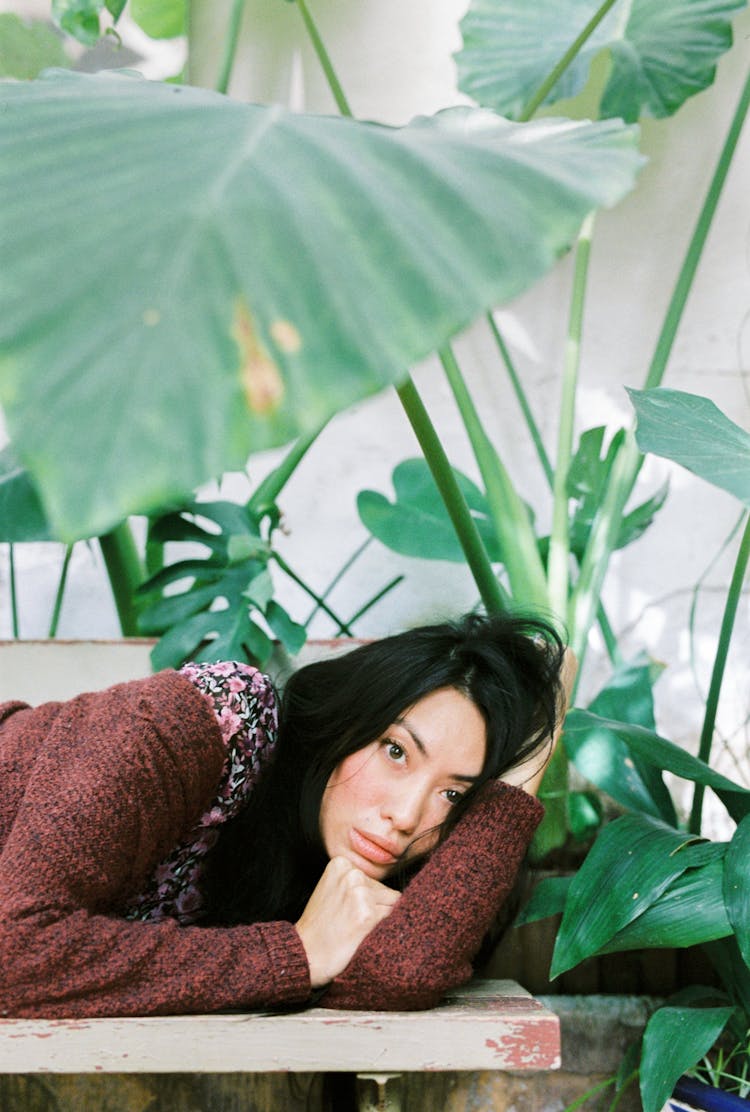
[395,717,480,783]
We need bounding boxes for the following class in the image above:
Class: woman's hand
[295,857,401,988]
[500,646,578,797]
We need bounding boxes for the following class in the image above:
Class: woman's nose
[380,784,425,834]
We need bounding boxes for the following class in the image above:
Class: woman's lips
[350,829,400,866]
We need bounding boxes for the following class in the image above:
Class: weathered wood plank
[0,980,560,1074]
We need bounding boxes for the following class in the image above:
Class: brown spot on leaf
[233,300,284,414]
[270,318,302,354]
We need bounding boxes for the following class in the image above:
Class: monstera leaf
[456,0,746,122]
[0,70,642,541]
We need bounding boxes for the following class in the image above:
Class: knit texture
[0,672,310,1018]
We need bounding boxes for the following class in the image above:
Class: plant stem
[548,213,594,617]
[486,314,620,663]
[568,430,639,668]
[519,0,620,121]
[272,550,355,635]
[345,574,405,626]
[645,67,750,391]
[439,345,548,609]
[397,376,508,614]
[689,512,750,835]
[48,544,74,638]
[486,313,554,485]
[295,0,353,116]
[214,0,246,95]
[98,522,145,636]
[9,544,19,638]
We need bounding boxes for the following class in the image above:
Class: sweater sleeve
[0,671,310,1018]
[320,781,543,1011]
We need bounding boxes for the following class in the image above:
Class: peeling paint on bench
[0,980,560,1074]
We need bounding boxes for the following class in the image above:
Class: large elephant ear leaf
[456,0,746,122]
[0,71,642,541]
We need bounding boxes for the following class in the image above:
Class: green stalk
[645,67,750,391]
[295,0,353,116]
[568,430,639,668]
[689,512,750,835]
[548,214,594,618]
[272,550,355,635]
[98,522,145,637]
[48,544,74,638]
[249,428,321,514]
[486,313,554,486]
[439,345,548,610]
[397,376,508,614]
[486,314,620,664]
[214,0,246,95]
[345,575,405,626]
[519,0,620,121]
[9,543,19,638]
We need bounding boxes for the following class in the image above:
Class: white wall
[2,1,748,828]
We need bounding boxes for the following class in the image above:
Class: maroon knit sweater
[0,671,543,1018]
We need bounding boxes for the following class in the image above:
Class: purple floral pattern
[125,661,278,925]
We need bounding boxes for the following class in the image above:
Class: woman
[0,612,571,1019]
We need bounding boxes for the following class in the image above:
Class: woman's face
[319,686,486,879]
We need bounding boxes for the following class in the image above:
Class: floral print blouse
[125,661,278,925]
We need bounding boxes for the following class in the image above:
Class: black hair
[201,611,565,927]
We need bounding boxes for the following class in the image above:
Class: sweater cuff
[255,921,312,1005]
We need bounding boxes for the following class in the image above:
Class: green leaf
[105,0,127,20]
[130,0,185,39]
[640,1005,735,1112]
[724,813,750,968]
[0,14,70,79]
[51,0,104,46]
[578,656,677,825]
[565,709,750,824]
[358,458,502,563]
[265,599,307,655]
[0,71,642,540]
[600,854,732,951]
[137,581,220,634]
[456,0,746,123]
[630,388,750,506]
[0,447,53,542]
[551,814,720,977]
[567,790,603,841]
[243,568,274,610]
[566,426,668,557]
[565,679,677,824]
[149,608,225,671]
[515,874,572,926]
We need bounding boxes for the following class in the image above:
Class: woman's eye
[385,740,406,762]
[443,788,463,806]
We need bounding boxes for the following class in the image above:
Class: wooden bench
[0,980,559,1110]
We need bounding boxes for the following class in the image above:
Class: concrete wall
[2,1,748,832]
